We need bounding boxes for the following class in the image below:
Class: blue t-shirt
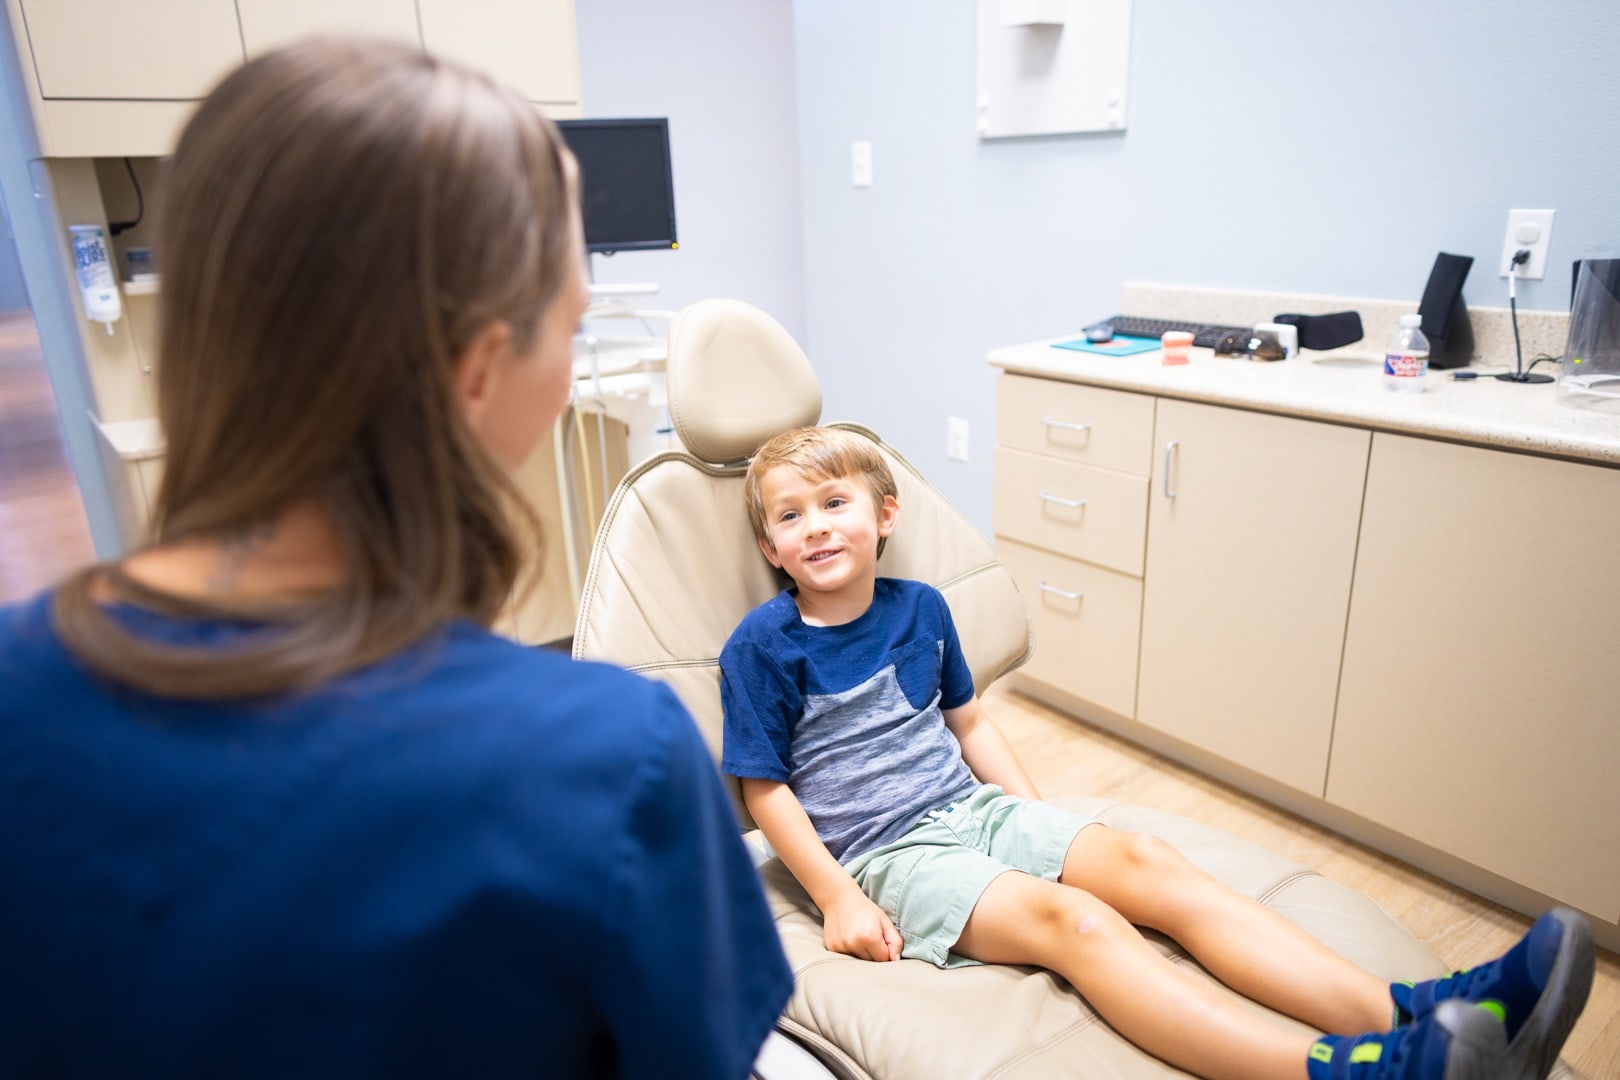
[719,578,979,863]
[0,592,791,1079]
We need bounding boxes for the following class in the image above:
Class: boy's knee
[1031,889,1129,948]
[1118,832,1189,877]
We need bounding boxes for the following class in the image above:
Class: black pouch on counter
[1272,311,1363,351]
[1213,328,1288,361]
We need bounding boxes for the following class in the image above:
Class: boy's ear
[757,534,784,569]
[877,494,900,537]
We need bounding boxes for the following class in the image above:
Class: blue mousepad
[1051,335,1161,357]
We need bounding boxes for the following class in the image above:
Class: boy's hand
[821,891,903,962]
[738,778,904,962]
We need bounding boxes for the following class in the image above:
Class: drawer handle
[1037,490,1086,510]
[1163,440,1180,499]
[1041,416,1092,434]
[1037,580,1084,601]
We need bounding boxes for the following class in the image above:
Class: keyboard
[1087,315,1251,349]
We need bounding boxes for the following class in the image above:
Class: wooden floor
[0,310,97,608]
[985,682,1620,1078]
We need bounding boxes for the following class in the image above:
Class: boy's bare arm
[943,697,1041,800]
[740,777,902,963]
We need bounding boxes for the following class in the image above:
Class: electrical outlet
[946,417,969,461]
[1498,209,1555,280]
[851,141,873,188]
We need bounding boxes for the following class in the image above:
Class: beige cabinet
[10,0,242,155]
[418,0,581,111]
[5,0,582,156]
[238,0,422,57]
[995,373,1156,474]
[1136,399,1369,795]
[497,411,631,647]
[991,365,1620,937]
[1328,434,1620,920]
[996,537,1142,719]
[993,449,1148,576]
[993,373,1152,718]
[19,0,242,99]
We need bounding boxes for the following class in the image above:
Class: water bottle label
[1384,352,1426,378]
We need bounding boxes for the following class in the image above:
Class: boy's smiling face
[757,464,899,611]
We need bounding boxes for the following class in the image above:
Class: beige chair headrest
[667,299,822,464]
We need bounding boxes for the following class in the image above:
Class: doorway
[0,219,95,606]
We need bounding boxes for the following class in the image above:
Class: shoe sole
[1437,999,1509,1080]
[1506,906,1595,1080]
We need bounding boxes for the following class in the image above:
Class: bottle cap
[1400,313,1423,327]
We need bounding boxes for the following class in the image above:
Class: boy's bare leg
[955,869,1313,1080]
[1060,825,1393,1037]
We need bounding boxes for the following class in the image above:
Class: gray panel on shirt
[790,643,979,863]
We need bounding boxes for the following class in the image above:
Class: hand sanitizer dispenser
[1560,259,1620,404]
[70,224,122,334]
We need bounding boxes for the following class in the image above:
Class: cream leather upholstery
[572,300,1581,1080]
[573,299,1031,775]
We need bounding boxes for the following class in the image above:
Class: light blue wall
[575,0,806,342]
[792,0,1620,535]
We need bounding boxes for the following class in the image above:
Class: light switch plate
[851,141,873,188]
[1498,209,1555,280]
[946,416,969,461]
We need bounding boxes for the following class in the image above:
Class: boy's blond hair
[745,427,898,558]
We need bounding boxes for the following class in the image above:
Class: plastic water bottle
[1383,313,1429,393]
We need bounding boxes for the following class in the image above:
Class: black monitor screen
[557,118,677,254]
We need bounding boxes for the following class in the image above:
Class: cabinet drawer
[997,374,1155,476]
[993,447,1148,576]
[997,538,1141,719]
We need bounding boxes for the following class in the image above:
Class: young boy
[719,425,1595,1080]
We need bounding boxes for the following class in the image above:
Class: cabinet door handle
[1037,490,1086,509]
[1163,440,1180,499]
[1041,416,1092,434]
[1037,580,1084,601]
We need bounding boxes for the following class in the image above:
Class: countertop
[989,336,1620,467]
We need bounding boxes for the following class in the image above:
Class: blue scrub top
[0,592,791,1078]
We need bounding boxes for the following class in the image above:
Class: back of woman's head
[54,37,580,699]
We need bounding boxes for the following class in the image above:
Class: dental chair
[572,299,1580,1080]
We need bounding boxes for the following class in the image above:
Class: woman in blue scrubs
[0,36,790,1078]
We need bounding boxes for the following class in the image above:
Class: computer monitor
[556,118,677,254]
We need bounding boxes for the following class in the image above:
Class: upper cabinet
[417,0,581,111]
[20,0,242,99]
[237,0,422,58]
[5,0,581,157]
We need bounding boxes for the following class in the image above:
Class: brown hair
[51,37,580,699]
[744,426,898,558]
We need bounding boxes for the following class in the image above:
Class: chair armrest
[742,828,771,869]
[751,1031,838,1080]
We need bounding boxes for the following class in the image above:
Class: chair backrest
[572,299,1032,783]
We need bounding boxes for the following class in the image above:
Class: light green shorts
[844,785,1097,968]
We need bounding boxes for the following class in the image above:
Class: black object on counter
[1418,252,1475,370]
[1271,311,1364,351]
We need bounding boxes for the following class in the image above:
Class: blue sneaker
[1392,907,1594,1080]
[1307,1000,1505,1080]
